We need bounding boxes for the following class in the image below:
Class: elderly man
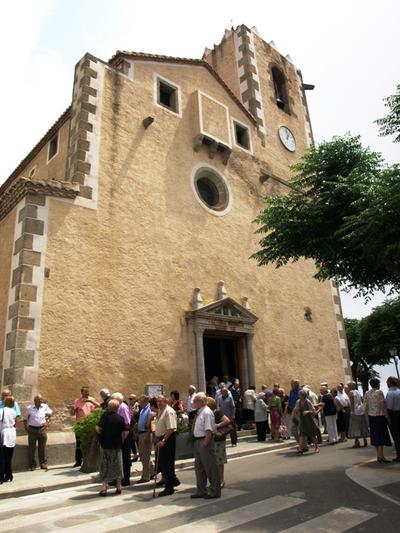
[217,385,237,446]
[191,392,220,499]
[99,389,111,409]
[187,385,197,422]
[155,395,180,496]
[386,376,400,462]
[230,379,242,431]
[71,386,100,467]
[136,395,155,483]
[24,394,53,471]
[111,392,132,486]
[0,389,21,417]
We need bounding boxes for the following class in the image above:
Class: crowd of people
[0,374,399,496]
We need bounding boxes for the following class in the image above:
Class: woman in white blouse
[0,395,18,483]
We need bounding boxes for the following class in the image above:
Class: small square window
[158,79,178,113]
[234,122,250,150]
[48,133,58,162]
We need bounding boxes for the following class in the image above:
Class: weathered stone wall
[0,208,17,385]
[36,57,348,427]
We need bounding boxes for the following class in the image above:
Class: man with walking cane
[154,395,180,497]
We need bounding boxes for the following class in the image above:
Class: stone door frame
[186,297,258,391]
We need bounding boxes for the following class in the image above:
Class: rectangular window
[47,133,59,162]
[233,121,251,151]
[157,79,178,113]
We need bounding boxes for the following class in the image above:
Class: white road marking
[278,506,376,532]
[162,495,306,532]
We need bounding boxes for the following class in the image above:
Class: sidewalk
[0,438,296,500]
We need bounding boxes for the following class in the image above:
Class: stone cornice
[0,177,79,223]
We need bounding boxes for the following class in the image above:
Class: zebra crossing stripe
[278,506,377,532]
[0,488,245,533]
[162,495,306,532]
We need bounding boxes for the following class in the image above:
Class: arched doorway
[186,297,258,391]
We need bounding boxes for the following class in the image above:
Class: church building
[0,25,351,426]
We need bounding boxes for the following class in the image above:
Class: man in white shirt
[191,392,220,499]
[155,395,180,496]
[24,394,53,471]
[243,386,257,428]
[186,385,197,422]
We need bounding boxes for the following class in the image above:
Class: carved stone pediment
[187,297,258,328]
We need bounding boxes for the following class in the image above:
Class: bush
[73,409,103,452]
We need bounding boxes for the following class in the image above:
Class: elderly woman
[254,393,269,442]
[364,378,392,463]
[0,396,18,483]
[317,385,338,444]
[207,397,231,488]
[96,399,129,496]
[268,387,283,442]
[347,382,368,448]
[293,389,320,454]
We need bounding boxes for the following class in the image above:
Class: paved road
[0,442,399,532]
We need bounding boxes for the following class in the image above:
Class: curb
[0,440,295,500]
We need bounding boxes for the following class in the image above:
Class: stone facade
[0,25,351,427]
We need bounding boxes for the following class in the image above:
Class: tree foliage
[344,297,400,391]
[375,84,400,142]
[252,135,400,296]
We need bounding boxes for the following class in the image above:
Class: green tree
[344,297,400,391]
[375,84,400,142]
[252,135,400,296]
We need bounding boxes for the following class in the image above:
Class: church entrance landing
[186,294,258,391]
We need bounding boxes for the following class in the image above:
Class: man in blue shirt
[386,376,400,462]
[217,386,237,446]
[0,388,21,416]
[136,395,155,482]
[287,379,300,414]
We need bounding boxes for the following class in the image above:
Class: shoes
[352,443,361,449]
[73,462,82,468]
[205,493,221,499]
[158,489,174,497]
[173,478,181,487]
[378,458,391,463]
[115,488,122,495]
[3,475,13,482]
[190,493,206,499]
[99,490,107,496]
[121,480,130,487]
[363,442,368,447]
[30,466,36,471]
[40,464,48,471]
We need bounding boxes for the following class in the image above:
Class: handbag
[214,423,233,441]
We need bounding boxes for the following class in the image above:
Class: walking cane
[152,444,160,499]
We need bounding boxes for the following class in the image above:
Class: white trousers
[325,415,338,443]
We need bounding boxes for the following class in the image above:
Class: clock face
[278,126,296,152]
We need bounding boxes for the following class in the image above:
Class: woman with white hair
[347,382,368,448]
[293,389,320,454]
[254,393,269,442]
[96,399,129,496]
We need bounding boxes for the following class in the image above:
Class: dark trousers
[28,426,48,467]
[75,434,82,465]
[235,402,242,430]
[122,436,131,483]
[230,418,238,445]
[388,409,400,458]
[158,432,178,491]
[0,446,14,479]
[256,420,267,441]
